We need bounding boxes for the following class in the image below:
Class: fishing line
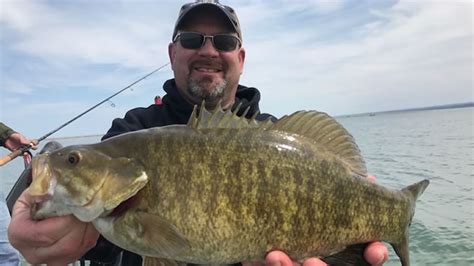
[0,62,170,166]
[37,62,170,142]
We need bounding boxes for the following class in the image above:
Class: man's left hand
[263,243,388,266]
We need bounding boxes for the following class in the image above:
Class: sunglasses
[174,32,241,52]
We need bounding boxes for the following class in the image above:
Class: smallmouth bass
[28,105,429,266]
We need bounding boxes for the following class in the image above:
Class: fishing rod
[0,62,170,167]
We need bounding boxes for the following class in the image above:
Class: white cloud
[0,0,54,32]
[0,0,472,136]
[281,0,347,14]
[1,0,175,68]
[239,0,473,116]
[1,77,34,95]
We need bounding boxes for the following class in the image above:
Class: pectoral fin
[135,211,190,258]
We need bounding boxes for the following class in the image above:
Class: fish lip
[30,154,55,200]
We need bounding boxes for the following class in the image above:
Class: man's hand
[265,250,327,266]
[4,132,38,151]
[263,243,388,266]
[8,190,99,265]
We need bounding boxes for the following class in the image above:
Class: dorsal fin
[187,101,273,130]
[269,111,367,176]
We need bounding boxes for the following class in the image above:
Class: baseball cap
[172,0,242,42]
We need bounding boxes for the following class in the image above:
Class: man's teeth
[195,67,219,73]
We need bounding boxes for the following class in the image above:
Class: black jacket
[85,79,275,265]
[103,79,274,140]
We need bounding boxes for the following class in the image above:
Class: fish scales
[104,128,406,260]
[28,106,429,266]
[133,128,327,261]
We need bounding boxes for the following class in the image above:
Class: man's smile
[191,60,224,74]
[195,67,220,73]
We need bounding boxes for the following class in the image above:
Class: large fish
[28,105,429,266]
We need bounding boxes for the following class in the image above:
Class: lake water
[1,107,473,265]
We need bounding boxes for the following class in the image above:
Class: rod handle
[0,150,23,166]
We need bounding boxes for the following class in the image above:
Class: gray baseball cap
[172,0,242,42]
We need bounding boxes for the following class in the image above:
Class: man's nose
[198,37,219,56]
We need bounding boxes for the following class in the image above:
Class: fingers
[26,221,98,264]
[4,133,37,151]
[30,139,39,150]
[265,251,327,266]
[364,242,389,266]
[367,174,376,183]
[302,257,327,266]
[265,250,298,266]
[8,191,99,264]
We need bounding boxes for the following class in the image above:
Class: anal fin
[143,257,187,266]
[391,237,410,266]
[321,243,370,266]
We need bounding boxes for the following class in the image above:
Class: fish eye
[67,152,81,166]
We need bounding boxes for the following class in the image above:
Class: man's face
[168,13,245,109]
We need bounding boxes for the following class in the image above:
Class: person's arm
[0,122,37,151]
[0,122,16,147]
[8,190,99,265]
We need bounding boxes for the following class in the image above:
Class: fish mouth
[29,154,55,202]
[29,154,56,219]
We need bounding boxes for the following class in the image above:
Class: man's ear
[168,43,176,66]
[238,47,246,74]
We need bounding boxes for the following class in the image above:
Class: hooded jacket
[103,79,275,140]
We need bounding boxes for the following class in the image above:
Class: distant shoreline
[46,134,103,141]
[43,103,473,139]
[338,102,473,118]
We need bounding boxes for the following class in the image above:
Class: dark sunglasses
[174,32,241,52]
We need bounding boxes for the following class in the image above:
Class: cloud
[1,77,34,95]
[239,0,473,116]
[0,0,472,136]
[1,0,174,68]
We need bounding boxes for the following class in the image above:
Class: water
[1,107,473,265]
[336,107,474,265]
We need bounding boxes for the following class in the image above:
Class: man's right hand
[7,190,99,265]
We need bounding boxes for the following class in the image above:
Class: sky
[0,0,472,138]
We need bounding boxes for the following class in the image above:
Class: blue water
[1,107,472,265]
[337,107,473,265]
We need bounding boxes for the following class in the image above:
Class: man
[8,1,389,265]
[1,122,37,266]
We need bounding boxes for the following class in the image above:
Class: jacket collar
[161,79,262,119]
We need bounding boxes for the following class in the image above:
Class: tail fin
[391,179,430,266]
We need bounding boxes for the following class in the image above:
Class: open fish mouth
[29,153,73,220]
[29,154,56,203]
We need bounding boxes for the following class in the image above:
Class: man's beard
[187,77,228,105]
